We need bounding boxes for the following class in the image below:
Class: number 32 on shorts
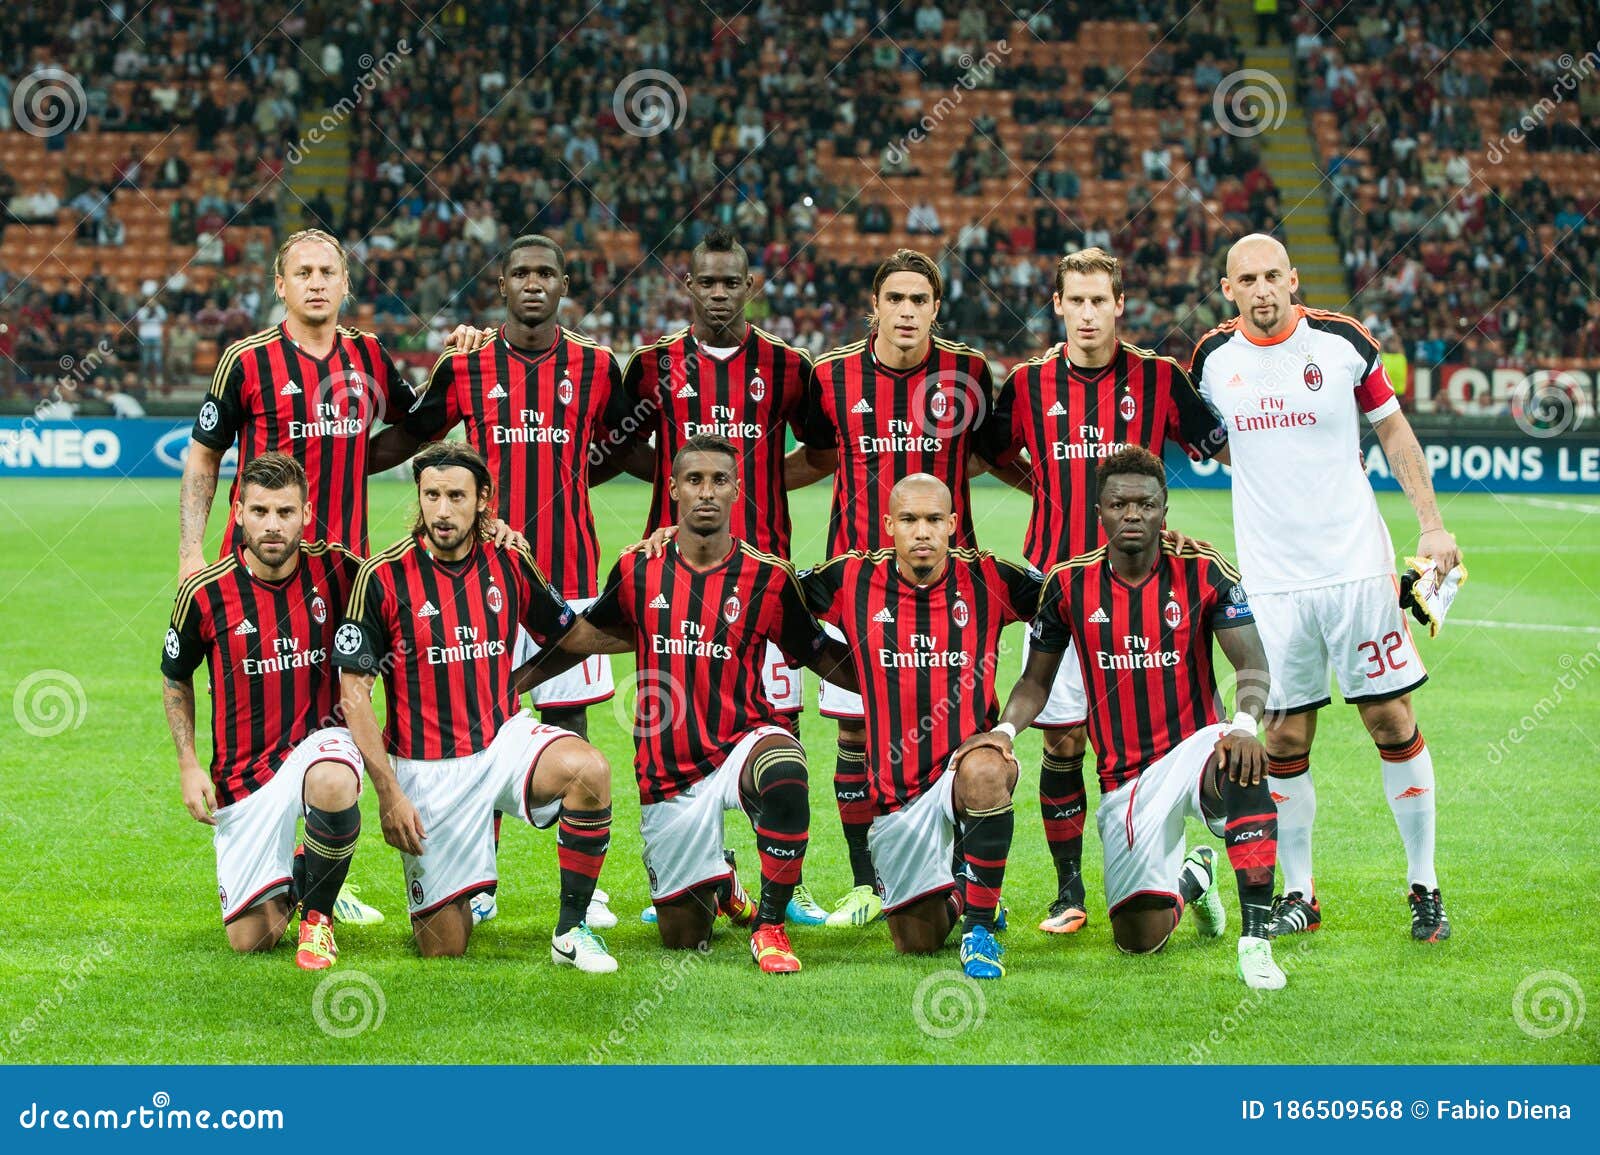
[1356,631,1408,679]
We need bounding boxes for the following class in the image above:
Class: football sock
[944,887,966,939]
[1267,753,1314,897]
[301,803,360,919]
[555,806,611,934]
[1224,773,1279,941]
[1378,728,1437,890]
[960,800,1014,932]
[290,844,307,907]
[1039,751,1087,903]
[833,741,875,888]
[750,745,810,928]
[1178,855,1208,905]
[539,705,589,741]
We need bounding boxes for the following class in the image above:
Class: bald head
[1222,233,1299,340]
[888,473,952,515]
[884,474,956,581]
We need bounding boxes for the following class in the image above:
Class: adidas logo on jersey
[676,382,697,398]
[871,607,894,623]
[279,382,302,396]
[233,618,258,636]
[1047,400,1068,416]
[417,600,440,618]
[1088,607,1110,624]
[649,593,670,609]
[851,398,873,414]
[486,383,508,399]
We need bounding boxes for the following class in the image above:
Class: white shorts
[638,725,791,902]
[213,727,362,923]
[762,641,802,714]
[394,712,570,917]
[818,622,864,719]
[868,768,958,913]
[1250,574,1427,713]
[1095,723,1227,915]
[1020,627,1088,728]
[513,596,615,708]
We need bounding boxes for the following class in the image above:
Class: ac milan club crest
[410,879,424,905]
[723,594,742,624]
[1119,394,1137,422]
[952,597,970,629]
[311,595,327,624]
[1163,600,1182,629]
[558,376,574,405]
[487,584,504,614]
[1303,363,1323,391]
[749,375,766,402]
[930,390,949,419]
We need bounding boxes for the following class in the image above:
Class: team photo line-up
[160,221,1463,988]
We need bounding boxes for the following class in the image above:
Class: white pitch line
[1456,618,1600,635]
[1500,496,1600,514]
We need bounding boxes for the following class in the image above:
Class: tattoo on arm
[179,466,219,556]
[1381,419,1443,531]
[162,675,197,754]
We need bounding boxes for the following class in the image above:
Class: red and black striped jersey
[161,541,361,807]
[800,548,1039,814]
[799,337,1010,559]
[192,323,412,555]
[622,325,812,556]
[1031,542,1254,791]
[586,539,828,804]
[992,341,1225,571]
[333,537,576,760]
[401,326,625,599]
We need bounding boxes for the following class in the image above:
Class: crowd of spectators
[2,0,1596,407]
[1294,0,1600,365]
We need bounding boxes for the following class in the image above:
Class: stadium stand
[1,0,1595,408]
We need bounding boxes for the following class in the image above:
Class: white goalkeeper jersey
[1192,306,1402,594]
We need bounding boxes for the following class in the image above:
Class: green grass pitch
[1,476,1595,1064]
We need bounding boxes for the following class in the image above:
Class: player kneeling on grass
[798,476,1043,979]
[162,452,369,971]
[956,447,1288,989]
[528,435,857,972]
[334,442,622,970]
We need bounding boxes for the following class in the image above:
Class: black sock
[301,804,360,919]
[960,802,1014,932]
[291,844,307,907]
[555,806,611,934]
[833,741,874,888]
[1224,773,1279,940]
[1039,752,1086,903]
[751,744,809,927]
[540,705,589,741]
